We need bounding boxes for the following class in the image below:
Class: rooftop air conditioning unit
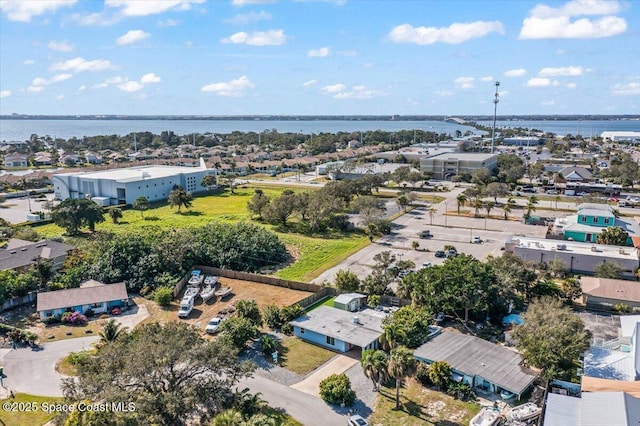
[353,316,360,324]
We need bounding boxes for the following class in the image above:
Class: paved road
[238,374,348,426]
[0,336,99,397]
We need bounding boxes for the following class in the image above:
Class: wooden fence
[172,265,411,308]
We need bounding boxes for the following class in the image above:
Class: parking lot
[313,202,548,285]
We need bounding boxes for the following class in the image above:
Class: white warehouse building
[53,159,215,205]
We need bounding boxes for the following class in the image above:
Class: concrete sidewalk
[290,354,359,397]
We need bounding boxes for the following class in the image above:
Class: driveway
[0,336,99,397]
[290,354,359,397]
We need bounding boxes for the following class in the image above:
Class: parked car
[546,190,559,195]
[348,415,368,426]
[419,230,432,239]
[577,191,588,196]
[446,249,457,257]
[472,236,481,244]
[178,304,193,318]
[435,250,446,258]
[205,317,223,334]
[434,312,445,323]
[421,262,432,268]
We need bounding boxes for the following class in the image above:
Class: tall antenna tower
[491,81,500,154]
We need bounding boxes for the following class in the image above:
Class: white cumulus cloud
[27,86,44,93]
[118,81,144,92]
[307,47,330,57]
[48,40,74,52]
[454,76,475,90]
[56,94,65,100]
[611,82,640,96]
[117,30,150,46]
[0,0,76,22]
[333,86,385,100]
[225,11,272,25]
[388,21,504,45]
[0,90,11,98]
[320,83,347,94]
[221,30,287,46]
[23,59,35,65]
[50,57,111,73]
[504,68,527,77]
[519,0,627,39]
[201,75,255,96]
[566,83,577,89]
[538,66,589,77]
[140,73,161,84]
[541,100,556,106]
[436,90,454,97]
[526,77,560,87]
[31,74,73,87]
[105,0,204,16]
[302,80,317,88]
[480,76,494,82]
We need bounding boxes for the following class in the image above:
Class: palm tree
[168,185,193,213]
[133,196,149,218]
[554,195,561,211]
[456,194,467,215]
[382,321,406,351]
[361,349,389,391]
[99,319,126,344]
[484,201,495,218]
[388,346,417,410]
[473,196,483,217]
[526,195,539,218]
[427,207,436,225]
[503,196,516,220]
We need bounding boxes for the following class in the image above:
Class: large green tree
[51,198,105,235]
[513,297,591,380]
[334,269,361,292]
[594,261,624,279]
[382,305,433,349]
[411,254,500,322]
[247,189,271,220]
[61,322,255,426]
[596,226,629,246]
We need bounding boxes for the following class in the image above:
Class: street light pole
[491,81,500,154]
[444,201,448,227]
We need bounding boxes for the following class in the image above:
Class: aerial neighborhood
[1,122,639,426]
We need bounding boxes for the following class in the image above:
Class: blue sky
[0,0,638,116]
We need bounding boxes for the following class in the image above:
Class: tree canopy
[596,226,629,246]
[168,185,193,212]
[61,322,255,426]
[51,198,105,235]
[513,297,591,380]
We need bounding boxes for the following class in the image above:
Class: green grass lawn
[279,337,336,375]
[303,296,335,312]
[0,393,63,426]
[369,379,480,426]
[31,186,372,283]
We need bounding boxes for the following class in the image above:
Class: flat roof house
[37,280,129,320]
[505,236,639,279]
[52,159,215,205]
[0,238,74,272]
[414,331,538,399]
[419,153,498,181]
[289,305,386,353]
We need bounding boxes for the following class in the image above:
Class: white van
[178,295,194,318]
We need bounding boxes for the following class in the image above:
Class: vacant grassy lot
[370,379,480,426]
[33,186,373,282]
[279,337,336,376]
[0,393,62,426]
[138,277,312,332]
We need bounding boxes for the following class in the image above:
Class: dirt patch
[142,276,313,333]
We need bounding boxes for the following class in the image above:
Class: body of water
[1,118,638,141]
[477,119,640,136]
[0,119,475,141]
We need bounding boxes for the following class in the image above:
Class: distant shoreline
[1,114,639,122]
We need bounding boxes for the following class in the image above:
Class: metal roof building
[414,331,538,398]
[544,391,640,426]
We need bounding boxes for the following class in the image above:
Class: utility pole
[491,81,500,154]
